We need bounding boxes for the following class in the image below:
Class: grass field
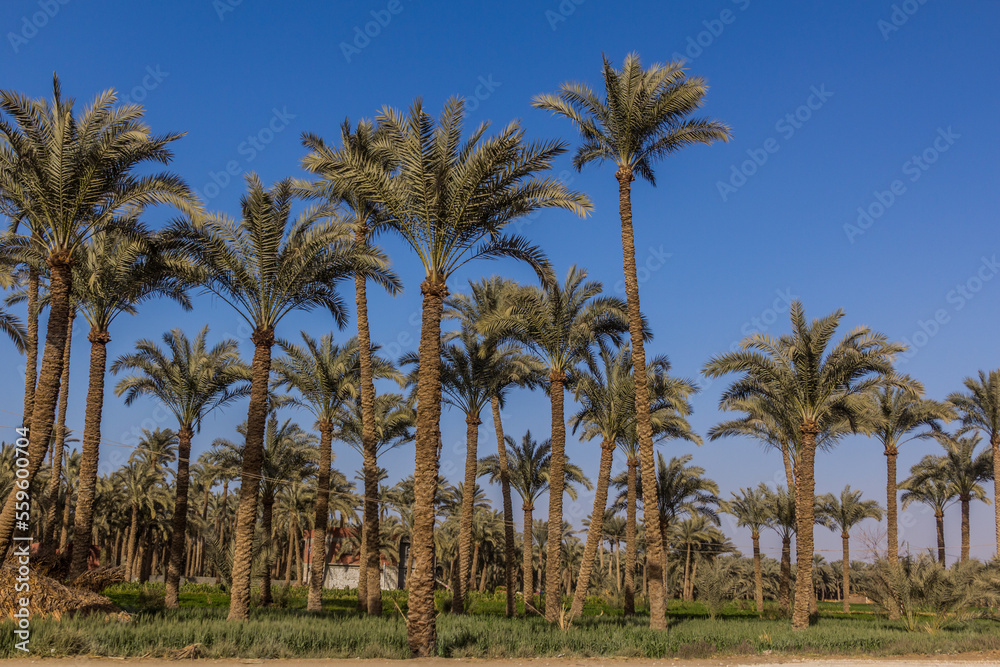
[2,584,998,659]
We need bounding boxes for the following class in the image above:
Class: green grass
[2,584,999,659]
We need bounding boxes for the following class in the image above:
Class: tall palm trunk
[683,543,693,602]
[41,309,74,560]
[491,396,515,617]
[885,449,900,619]
[355,224,383,616]
[260,493,275,605]
[125,504,140,580]
[792,422,819,629]
[166,425,194,608]
[750,532,764,613]
[0,258,72,558]
[69,328,110,579]
[407,280,446,657]
[308,422,333,611]
[841,532,851,613]
[935,511,946,565]
[616,168,667,629]
[469,541,480,593]
[59,475,72,554]
[544,373,567,623]
[779,533,792,615]
[623,458,638,616]
[456,414,481,614]
[992,435,1000,559]
[960,495,970,563]
[227,329,274,620]
[569,440,614,619]
[358,521,369,610]
[22,265,39,426]
[293,513,302,583]
[522,504,534,612]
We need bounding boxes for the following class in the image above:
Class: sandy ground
[6,656,1000,667]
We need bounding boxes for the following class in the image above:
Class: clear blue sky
[2,0,999,563]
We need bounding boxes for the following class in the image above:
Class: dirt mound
[0,562,123,620]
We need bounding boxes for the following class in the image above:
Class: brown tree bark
[992,435,1000,560]
[841,531,851,613]
[455,414,481,614]
[22,265,39,427]
[544,372,567,623]
[41,308,74,560]
[0,258,72,558]
[491,396,516,617]
[69,328,110,579]
[623,458,637,616]
[885,448,900,620]
[165,425,194,608]
[260,493,275,605]
[616,168,667,630]
[792,421,819,629]
[960,495,970,563]
[358,521,369,611]
[935,510,946,565]
[227,329,274,620]
[522,504,534,612]
[779,533,792,616]
[406,280,446,657]
[308,422,333,611]
[125,504,139,580]
[569,439,614,619]
[752,532,763,614]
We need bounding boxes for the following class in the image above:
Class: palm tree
[899,470,957,564]
[446,275,543,617]
[271,333,400,612]
[534,53,730,628]
[763,484,796,614]
[724,484,774,613]
[111,326,250,606]
[478,430,590,611]
[69,230,193,579]
[909,432,992,562]
[480,266,627,622]
[321,98,590,655]
[948,370,1000,558]
[0,76,193,557]
[703,301,902,629]
[118,429,176,580]
[165,175,396,620]
[815,485,883,612]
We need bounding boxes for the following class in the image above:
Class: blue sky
[2,0,999,563]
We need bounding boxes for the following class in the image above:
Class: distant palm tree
[899,470,957,564]
[534,53,730,629]
[0,76,193,558]
[112,326,250,607]
[704,301,902,629]
[948,369,1000,558]
[909,432,991,562]
[724,484,774,613]
[762,484,796,614]
[165,175,396,620]
[478,430,590,612]
[324,98,590,655]
[815,485,883,612]
[118,429,177,580]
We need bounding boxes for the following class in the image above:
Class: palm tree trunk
[624,458,638,616]
[355,225,383,616]
[227,330,274,621]
[22,265,39,427]
[293,514,302,583]
[59,482,72,556]
[992,435,1000,560]
[792,422,819,630]
[470,541,480,596]
[683,543,692,602]
[260,494,275,605]
[358,520,369,611]
[41,308,74,561]
[779,533,791,615]
[308,422,333,611]
[125,504,139,580]
[616,168,667,630]
[0,258,72,559]
[166,425,194,608]
[522,504,534,612]
[960,495,970,563]
[491,396,516,617]
[935,510,946,565]
[69,328,110,580]
[284,521,294,586]
[781,440,795,488]
[407,279,446,657]
[841,532,850,613]
[569,440,614,619]
[456,414,481,614]
[885,449,900,620]
[545,373,567,623]
[752,532,763,614]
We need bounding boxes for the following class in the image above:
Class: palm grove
[1,55,999,657]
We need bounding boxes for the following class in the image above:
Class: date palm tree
[900,470,958,565]
[478,430,590,612]
[534,53,730,629]
[165,175,396,620]
[724,484,774,613]
[320,98,590,655]
[111,326,251,607]
[703,301,902,629]
[815,485,883,612]
[947,370,1000,558]
[271,333,400,611]
[480,266,627,622]
[0,76,194,558]
[909,433,991,562]
[763,484,796,614]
